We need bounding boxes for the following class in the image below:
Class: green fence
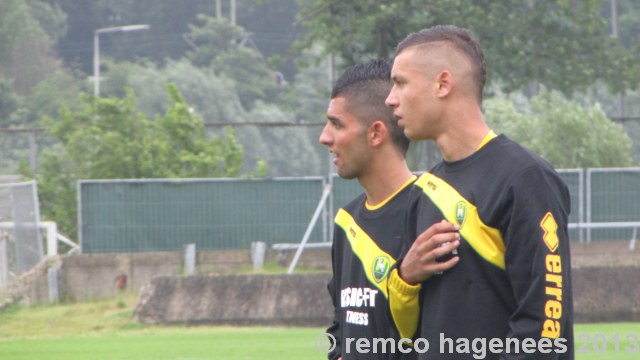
[558,169,583,242]
[79,178,327,253]
[587,168,640,242]
[78,168,640,253]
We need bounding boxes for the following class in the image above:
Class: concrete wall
[133,267,640,326]
[5,242,640,325]
[58,240,632,302]
[3,247,330,303]
[573,266,640,322]
[60,252,182,301]
[135,273,333,326]
[0,255,61,306]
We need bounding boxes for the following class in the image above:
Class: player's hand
[399,220,460,285]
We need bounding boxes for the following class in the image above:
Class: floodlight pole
[93,24,150,97]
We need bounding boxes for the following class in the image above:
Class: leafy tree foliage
[102,55,324,177]
[0,0,67,94]
[212,46,279,110]
[294,1,426,65]
[24,69,83,123]
[296,0,639,95]
[1,0,636,183]
[23,85,248,240]
[0,78,20,123]
[186,15,243,67]
[126,59,246,122]
[278,45,332,123]
[53,0,302,80]
[185,15,280,110]
[241,101,325,177]
[485,89,633,168]
[606,0,640,57]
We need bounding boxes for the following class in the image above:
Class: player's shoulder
[339,192,367,214]
[491,135,557,173]
[490,135,567,192]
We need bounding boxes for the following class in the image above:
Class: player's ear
[435,70,453,97]
[368,120,387,147]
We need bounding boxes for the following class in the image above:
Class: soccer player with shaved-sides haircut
[385,25,574,359]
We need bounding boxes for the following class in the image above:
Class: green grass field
[0,294,638,359]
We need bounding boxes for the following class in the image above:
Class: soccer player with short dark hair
[321,59,415,360]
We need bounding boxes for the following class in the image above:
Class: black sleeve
[500,165,574,360]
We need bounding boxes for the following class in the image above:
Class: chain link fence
[0,180,44,290]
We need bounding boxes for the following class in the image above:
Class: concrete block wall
[5,242,640,325]
[6,247,331,303]
[135,273,333,326]
[133,267,640,326]
[59,252,183,301]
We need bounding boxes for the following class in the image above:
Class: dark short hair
[331,59,410,156]
[396,25,486,104]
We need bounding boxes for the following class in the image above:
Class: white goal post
[0,221,79,257]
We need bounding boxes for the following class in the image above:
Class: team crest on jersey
[455,201,467,227]
[372,256,390,283]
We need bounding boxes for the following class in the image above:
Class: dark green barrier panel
[588,168,640,242]
[558,170,583,242]
[80,178,325,253]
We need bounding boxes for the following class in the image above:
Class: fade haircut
[396,25,486,104]
[331,59,410,156]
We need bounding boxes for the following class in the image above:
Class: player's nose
[319,122,333,146]
[385,87,399,108]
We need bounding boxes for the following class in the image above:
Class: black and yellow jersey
[388,134,574,359]
[326,176,417,360]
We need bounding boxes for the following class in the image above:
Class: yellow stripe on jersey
[415,173,506,270]
[335,209,396,298]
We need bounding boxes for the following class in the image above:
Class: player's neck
[360,157,413,207]
[436,110,490,162]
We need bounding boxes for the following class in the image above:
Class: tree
[185,15,280,110]
[23,85,250,240]
[52,0,303,82]
[0,0,67,95]
[185,15,243,67]
[277,45,332,123]
[295,0,639,95]
[24,69,84,124]
[236,0,302,81]
[606,0,640,58]
[484,89,633,168]
[127,59,247,122]
[240,101,325,177]
[0,78,21,124]
[105,57,326,177]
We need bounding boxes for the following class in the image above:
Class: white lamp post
[93,24,150,96]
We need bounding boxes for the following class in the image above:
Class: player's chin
[403,127,424,141]
[337,168,358,180]
[404,126,430,140]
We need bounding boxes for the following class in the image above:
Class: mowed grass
[0,294,326,360]
[0,294,638,360]
[0,327,326,360]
